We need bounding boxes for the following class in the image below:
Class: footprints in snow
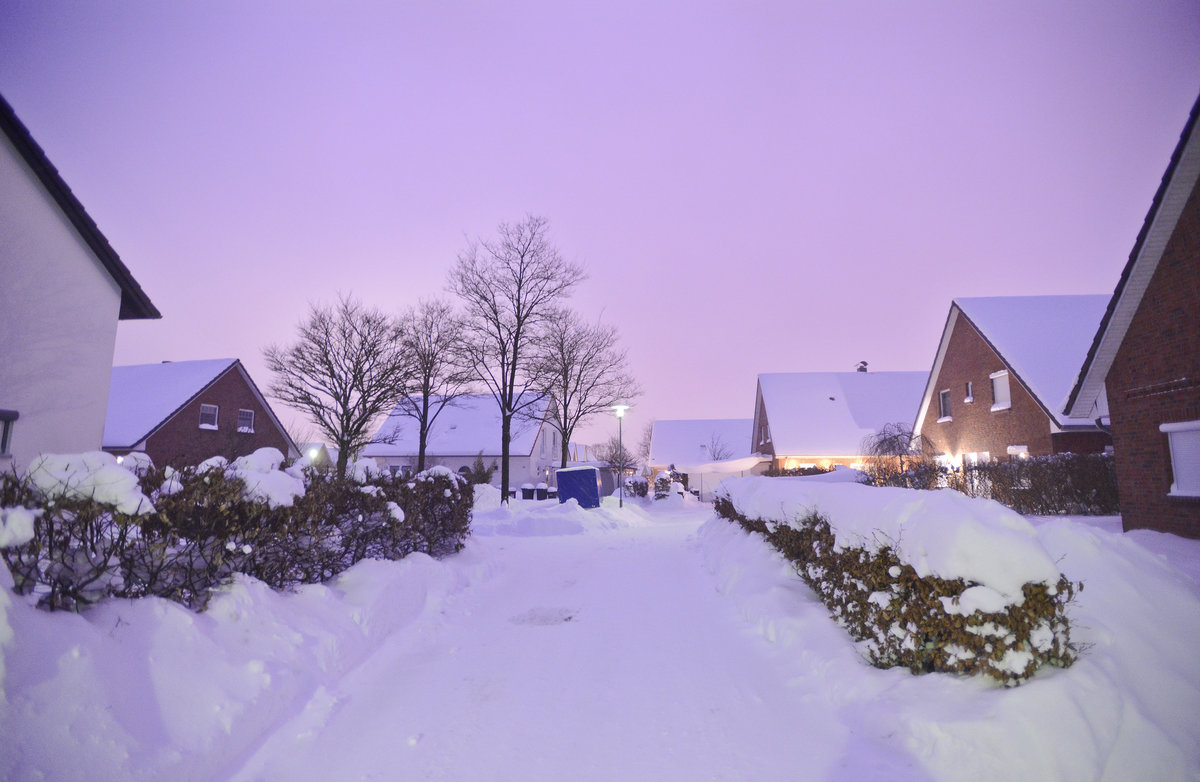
[509,607,578,626]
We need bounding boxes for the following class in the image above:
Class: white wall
[0,133,122,472]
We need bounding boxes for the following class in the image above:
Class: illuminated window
[937,390,952,421]
[990,371,1011,411]
[237,409,255,433]
[1161,421,1200,497]
[199,404,219,430]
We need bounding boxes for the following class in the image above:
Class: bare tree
[636,421,654,465]
[264,295,409,479]
[389,299,475,471]
[706,433,733,462]
[539,309,639,468]
[860,421,935,487]
[595,435,637,477]
[449,216,583,501]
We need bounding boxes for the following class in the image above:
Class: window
[199,404,219,430]
[937,390,952,421]
[964,382,974,403]
[237,409,255,433]
[1006,445,1029,460]
[990,371,1011,411]
[1161,421,1200,497]
[0,409,17,456]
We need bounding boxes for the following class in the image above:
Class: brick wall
[1107,176,1200,538]
[143,365,292,469]
[919,312,1056,465]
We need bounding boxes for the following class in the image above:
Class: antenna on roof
[856,361,868,373]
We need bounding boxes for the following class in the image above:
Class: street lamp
[612,403,630,508]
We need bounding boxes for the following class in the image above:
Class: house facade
[0,93,160,471]
[648,418,767,500]
[363,394,560,487]
[752,371,927,471]
[1064,96,1200,538]
[914,297,1111,468]
[103,359,296,468]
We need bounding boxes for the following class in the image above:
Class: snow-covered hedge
[0,451,472,611]
[713,477,1077,685]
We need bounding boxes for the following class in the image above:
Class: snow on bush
[0,507,38,549]
[227,448,304,508]
[714,477,1076,684]
[25,452,154,515]
[0,452,474,613]
[349,457,381,483]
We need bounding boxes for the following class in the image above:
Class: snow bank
[696,515,1200,781]
[472,497,650,537]
[716,478,1060,601]
[0,548,490,781]
[25,452,154,515]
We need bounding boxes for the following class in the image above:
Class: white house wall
[0,132,122,471]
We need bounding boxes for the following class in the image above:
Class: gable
[0,93,159,320]
[954,296,1109,424]
[103,359,238,448]
[1065,94,1200,419]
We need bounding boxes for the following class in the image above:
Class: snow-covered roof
[955,295,1110,423]
[363,393,548,459]
[103,359,239,448]
[758,372,928,457]
[649,419,753,467]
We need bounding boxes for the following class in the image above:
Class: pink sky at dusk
[2,1,1198,446]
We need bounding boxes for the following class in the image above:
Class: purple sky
[2,2,1198,446]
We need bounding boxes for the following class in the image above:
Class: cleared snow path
[225,508,911,782]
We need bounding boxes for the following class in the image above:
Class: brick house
[913,296,1111,468]
[752,371,927,471]
[1064,96,1200,538]
[103,359,297,468]
[1,93,160,471]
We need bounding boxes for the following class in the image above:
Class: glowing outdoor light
[308,448,319,460]
[612,404,630,508]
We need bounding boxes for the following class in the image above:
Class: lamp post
[612,403,630,508]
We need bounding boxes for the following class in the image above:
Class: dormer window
[199,404,219,430]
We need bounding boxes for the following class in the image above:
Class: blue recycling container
[554,466,601,509]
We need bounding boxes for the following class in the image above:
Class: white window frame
[989,370,1011,412]
[199,404,219,430]
[237,409,255,433]
[937,389,952,422]
[964,381,974,404]
[1160,420,1200,498]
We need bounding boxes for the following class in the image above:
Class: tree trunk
[417,396,430,471]
[335,444,349,481]
[560,430,570,469]
[500,413,512,504]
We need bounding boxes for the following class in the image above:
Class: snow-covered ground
[2,498,1199,781]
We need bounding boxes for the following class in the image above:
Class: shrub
[953,454,1118,515]
[714,489,1077,686]
[625,475,649,498]
[0,458,474,612]
[764,465,834,478]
